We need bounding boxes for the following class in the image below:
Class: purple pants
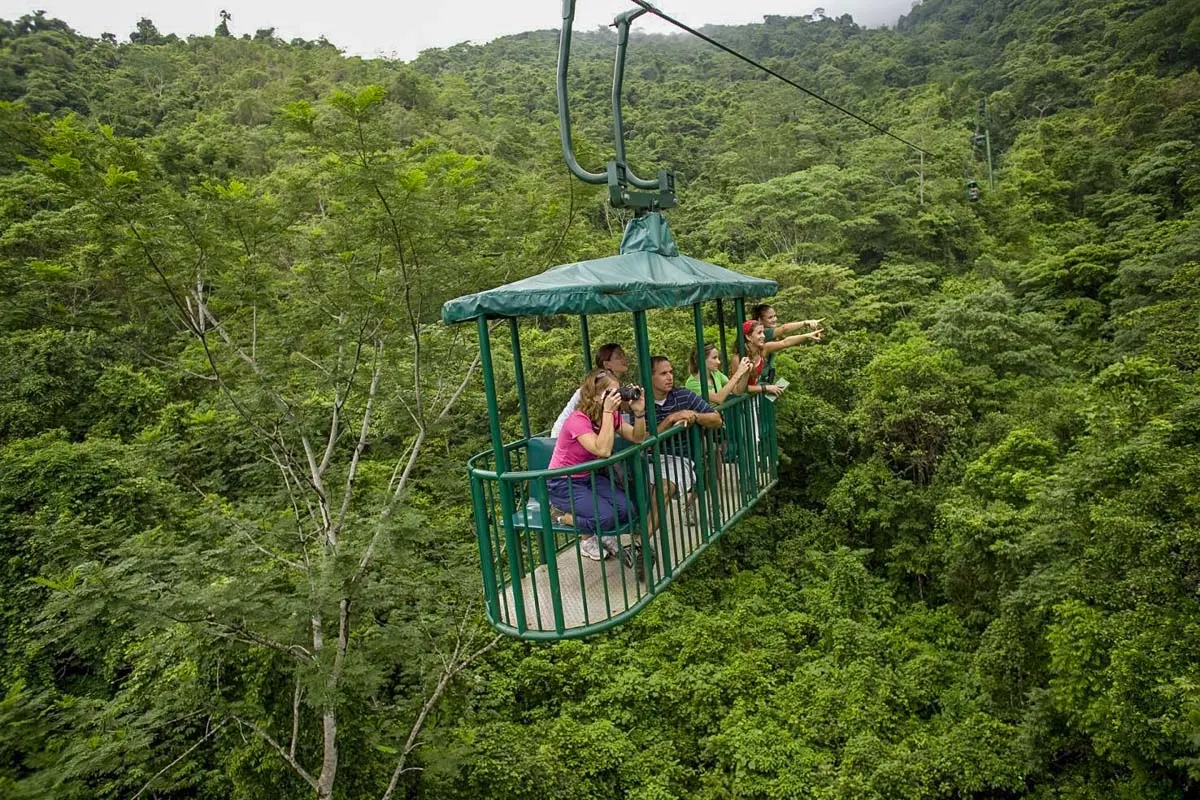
[547,473,636,535]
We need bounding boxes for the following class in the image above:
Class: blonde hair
[576,368,616,425]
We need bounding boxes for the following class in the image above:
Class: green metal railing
[468,393,778,640]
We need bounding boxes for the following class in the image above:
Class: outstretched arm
[771,319,822,336]
[763,328,823,355]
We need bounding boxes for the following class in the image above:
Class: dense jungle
[2,0,1200,797]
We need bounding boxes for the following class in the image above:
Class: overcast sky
[1,1,917,60]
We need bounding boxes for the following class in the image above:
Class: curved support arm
[612,9,660,190]
[558,0,607,184]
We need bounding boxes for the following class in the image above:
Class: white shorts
[648,454,695,494]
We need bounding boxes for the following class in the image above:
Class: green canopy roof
[441,214,777,324]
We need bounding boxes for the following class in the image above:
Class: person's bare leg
[644,480,676,536]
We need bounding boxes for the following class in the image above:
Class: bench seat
[509,435,637,535]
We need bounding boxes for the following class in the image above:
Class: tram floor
[498,462,771,633]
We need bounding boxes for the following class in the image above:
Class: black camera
[617,385,642,402]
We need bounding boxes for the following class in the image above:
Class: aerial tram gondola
[440,1,782,640]
[967,98,994,200]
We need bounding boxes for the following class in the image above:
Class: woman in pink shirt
[547,368,648,560]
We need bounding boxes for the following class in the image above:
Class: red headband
[742,320,758,337]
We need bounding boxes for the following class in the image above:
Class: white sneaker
[601,536,620,557]
[579,537,604,561]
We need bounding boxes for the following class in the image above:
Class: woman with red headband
[741,318,823,398]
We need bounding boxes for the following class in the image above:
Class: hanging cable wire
[627,0,937,158]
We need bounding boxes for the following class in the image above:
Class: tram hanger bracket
[608,163,677,210]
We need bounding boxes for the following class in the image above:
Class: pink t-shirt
[548,410,619,478]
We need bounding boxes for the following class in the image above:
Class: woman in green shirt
[686,343,752,405]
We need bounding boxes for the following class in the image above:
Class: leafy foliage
[1,1,1199,798]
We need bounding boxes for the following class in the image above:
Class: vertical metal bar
[633,311,654,435]
[732,298,752,507]
[606,464,632,611]
[753,396,764,496]
[716,299,729,372]
[734,298,747,357]
[704,427,718,536]
[513,471,544,631]
[509,318,531,441]
[666,434,685,565]
[748,397,760,501]
[484,476,511,624]
[690,302,712,540]
[630,446,655,586]
[522,502,545,631]
[757,399,768,493]
[715,424,724,532]
[536,476,565,634]
[739,396,756,506]
[691,423,710,542]
[470,471,499,623]
[479,318,508,465]
[692,302,708,404]
[715,299,733,531]
[634,310,671,575]
[477,316,527,632]
[579,315,592,375]
[766,393,779,484]
[591,468,614,620]
[565,478,590,626]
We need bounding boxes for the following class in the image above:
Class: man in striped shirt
[647,356,722,514]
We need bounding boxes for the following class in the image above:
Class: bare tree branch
[332,341,384,539]
[302,435,334,543]
[292,349,333,378]
[131,718,228,800]
[236,524,307,572]
[379,632,503,800]
[437,346,483,423]
[234,716,318,790]
[216,623,314,663]
[314,600,351,800]
[353,426,425,583]
[267,450,317,542]
[385,438,418,499]
[290,675,303,759]
[317,314,358,478]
